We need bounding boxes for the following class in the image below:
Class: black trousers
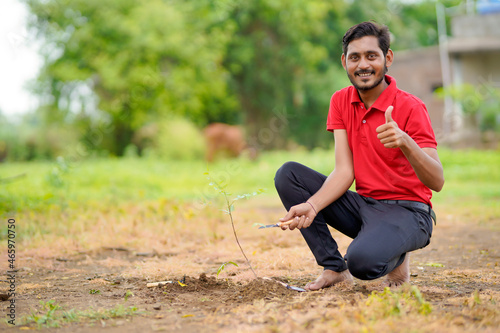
[274,161,433,280]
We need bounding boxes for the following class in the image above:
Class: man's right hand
[279,202,317,230]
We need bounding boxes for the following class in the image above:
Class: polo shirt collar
[350,75,397,112]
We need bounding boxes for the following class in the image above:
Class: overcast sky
[0,0,42,118]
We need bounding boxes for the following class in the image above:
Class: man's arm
[279,129,355,230]
[376,106,444,192]
[308,129,355,211]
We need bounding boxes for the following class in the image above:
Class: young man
[274,22,444,290]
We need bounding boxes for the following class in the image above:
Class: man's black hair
[342,21,390,56]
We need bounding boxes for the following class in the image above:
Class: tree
[437,83,500,133]
[344,0,462,51]
[214,0,350,149]
[24,0,237,156]
[23,0,460,156]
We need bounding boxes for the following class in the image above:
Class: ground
[1,197,499,332]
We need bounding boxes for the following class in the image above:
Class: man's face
[342,36,393,92]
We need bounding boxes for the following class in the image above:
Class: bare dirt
[1,204,499,332]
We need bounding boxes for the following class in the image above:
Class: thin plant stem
[223,192,258,279]
[206,171,258,279]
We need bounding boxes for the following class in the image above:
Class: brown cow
[204,123,256,162]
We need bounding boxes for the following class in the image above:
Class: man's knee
[346,247,387,280]
[274,161,302,192]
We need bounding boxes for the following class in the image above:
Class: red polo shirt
[326,75,437,205]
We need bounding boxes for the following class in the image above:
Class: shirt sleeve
[404,101,438,149]
[326,92,345,132]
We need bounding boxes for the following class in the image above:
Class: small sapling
[205,171,264,279]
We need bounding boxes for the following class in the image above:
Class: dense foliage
[1,0,463,159]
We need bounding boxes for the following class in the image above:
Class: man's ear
[385,49,394,68]
[341,53,346,70]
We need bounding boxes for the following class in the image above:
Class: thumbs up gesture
[385,105,394,124]
[376,106,405,148]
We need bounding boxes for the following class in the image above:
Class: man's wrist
[306,201,318,215]
[400,132,418,155]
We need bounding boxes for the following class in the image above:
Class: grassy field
[1,148,499,242]
[0,147,499,256]
[2,148,499,209]
[1,148,499,332]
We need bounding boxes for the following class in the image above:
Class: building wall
[451,51,500,86]
[447,12,500,147]
[452,12,500,38]
[448,12,500,86]
[388,46,444,133]
[384,12,500,147]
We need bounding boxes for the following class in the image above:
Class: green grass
[364,286,433,318]
[436,149,500,198]
[431,149,500,223]
[1,148,499,219]
[0,149,335,213]
[18,300,139,329]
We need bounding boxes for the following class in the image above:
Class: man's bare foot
[305,269,353,291]
[384,253,410,288]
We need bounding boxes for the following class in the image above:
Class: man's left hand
[279,202,317,230]
[376,105,407,148]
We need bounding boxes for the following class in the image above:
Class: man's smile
[355,71,375,78]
